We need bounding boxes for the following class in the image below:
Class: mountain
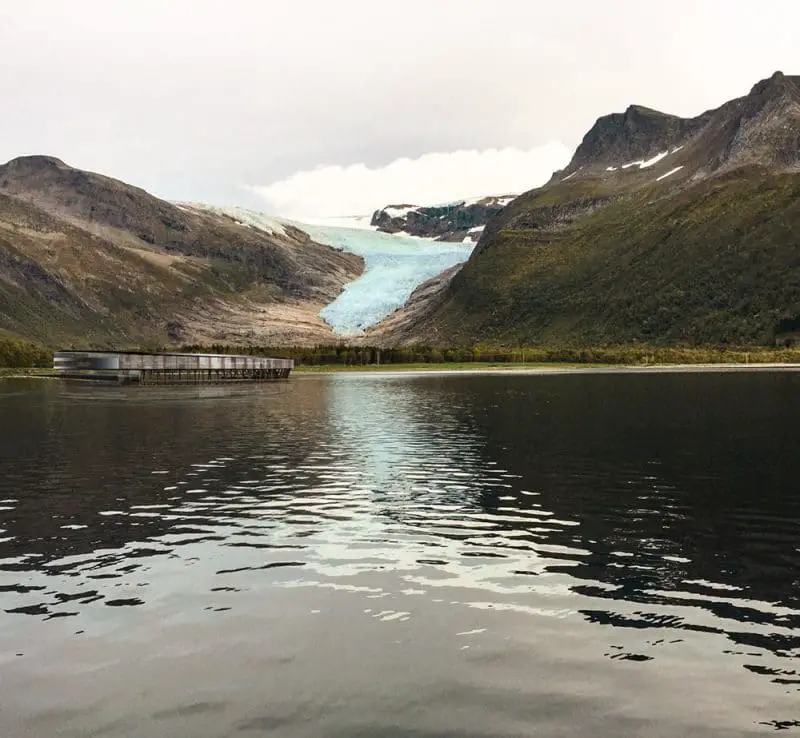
[368,72,800,347]
[371,195,516,242]
[0,156,362,347]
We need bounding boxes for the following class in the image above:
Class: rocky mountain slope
[369,72,800,347]
[371,195,515,242]
[0,156,362,347]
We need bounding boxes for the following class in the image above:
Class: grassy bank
[0,336,52,369]
[0,367,52,379]
[422,169,800,347]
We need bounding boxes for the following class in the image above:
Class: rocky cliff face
[0,156,363,347]
[370,195,516,242]
[369,72,800,347]
[565,105,706,173]
[552,71,800,182]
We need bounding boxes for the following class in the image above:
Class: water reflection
[0,372,798,736]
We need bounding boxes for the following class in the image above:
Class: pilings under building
[53,351,294,385]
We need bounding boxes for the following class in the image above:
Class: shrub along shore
[179,343,800,367]
[2,336,798,371]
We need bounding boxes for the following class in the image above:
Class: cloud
[3,2,800,206]
[250,143,573,218]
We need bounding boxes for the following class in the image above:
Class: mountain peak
[556,71,800,179]
[624,104,669,119]
[2,155,69,172]
[747,70,800,100]
[566,103,692,172]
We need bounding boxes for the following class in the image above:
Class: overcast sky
[2,0,798,217]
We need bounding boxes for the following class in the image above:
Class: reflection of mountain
[322,369,800,693]
[0,379,337,567]
[1,372,798,696]
[425,372,800,661]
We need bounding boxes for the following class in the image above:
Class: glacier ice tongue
[296,222,474,335]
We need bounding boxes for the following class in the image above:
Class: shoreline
[294,362,800,375]
[4,362,800,382]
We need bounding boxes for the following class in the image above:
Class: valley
[4,10,800,738]
[1,73,799,355]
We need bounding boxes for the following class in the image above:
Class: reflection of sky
[324,374,483,501]
[317,374,585,610]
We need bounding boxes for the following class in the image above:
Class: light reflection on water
[0,371,798,737]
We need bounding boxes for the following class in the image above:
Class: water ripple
[0,372,798,735]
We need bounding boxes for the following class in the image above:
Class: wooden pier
[53,351,293,385]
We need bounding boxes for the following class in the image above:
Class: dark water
[0,370,798,737]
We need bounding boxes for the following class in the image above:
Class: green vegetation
[2,338,797,372]
[430,168,800,346]
[292,362,544,373]
[0,367,52,378]
[0,335,52,368]
[179,343,800,367]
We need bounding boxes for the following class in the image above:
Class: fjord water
[0,371,798,737]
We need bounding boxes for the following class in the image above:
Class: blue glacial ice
[295,222,474,335]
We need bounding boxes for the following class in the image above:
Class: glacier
[295,221,474,335]
[181,203,475,336]
[176,202,287,236]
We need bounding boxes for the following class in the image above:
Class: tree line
[178,343,800,366]
[2,338,797,369]
[0,337,53,368]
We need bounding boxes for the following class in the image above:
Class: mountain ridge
[3,71,799,351]
[368,72,800,348]
[0,156,363,346]
[551,70,800,182]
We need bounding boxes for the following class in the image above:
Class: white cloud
[3,2,800,205]
[250,143,572,218]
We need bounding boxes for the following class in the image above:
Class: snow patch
[384,205,416,218]
[179,203,287,236]
[561,171,577,181]
[428,193,516,209]
[621,150,671,170]
[639,150,670,169]
[656,166,684,182]
[455,194,515,207]
[432,198,467,208]
[606,166,618,171]
[468,225,485,233]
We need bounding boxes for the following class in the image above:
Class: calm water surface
[0,371,798,737]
